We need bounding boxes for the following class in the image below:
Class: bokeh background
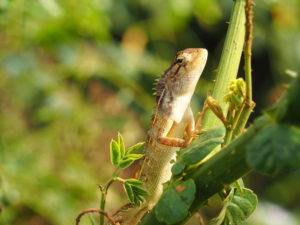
[0,0,300,225]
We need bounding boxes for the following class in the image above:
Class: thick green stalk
[202,0,246,129]
[181,118,269,223]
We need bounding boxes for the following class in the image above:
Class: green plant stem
[225,0,256,206]
[223,105,246,191]
[100,179,114,225]
[223,105,235,145]
[233,103,254,136]
[139,116,271,225]
[244,0,253,103]
[233,0,255,136]
[224,103,245,143]
[223,114,233,145]
[202,0,246,130]
[100,169,121,225]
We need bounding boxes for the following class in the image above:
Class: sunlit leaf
[118,153,143,168]
[110,140,121,165]
[118,158,135,168]
[125,178,144,186]
[126,142,144,154]
[126,154,143,160]
[118,132,126,158]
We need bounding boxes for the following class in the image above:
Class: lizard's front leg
[157,106,195,148]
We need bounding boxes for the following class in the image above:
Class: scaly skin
[114,48,208,225]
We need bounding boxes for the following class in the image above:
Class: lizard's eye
[176,57,185,65]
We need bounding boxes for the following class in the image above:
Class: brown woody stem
[76,209,116,225]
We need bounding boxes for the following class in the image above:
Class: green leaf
[197,126,226,144]
[125,178,144,186]
[126,154,144,160]
[110,140,121,165]
[118,154,143,168]
[171,161,186,176]
[118,158,135,168]
[131,185,149,197]
[209,188,257,225]
[126,142,144,154]
[155,179,196,224]
[267,75,300,126]
[134,195,145,207]
[181,138,223,164]
[172,127,225,176]
[123,180,149,206]
[246,123,300,175]
[124,182,134,203]
[118,132,126,157]
[177,126,225,158]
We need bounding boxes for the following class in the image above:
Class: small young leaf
[126,154,144,160]
[126,142,145,154]
[118,132,126,158]
[155,179,196,224]
[208,188,257,225]
[118,154,143,168]
[134,194,145,206]
[118,158,135,168]
[124,182,134,203]
[125,178,144,186]
[246,123,300,175]
[132,192,147,206]
[224,78,246,109]
[123,180,149,206]
[131,185,149,196]
[110,140,121,165]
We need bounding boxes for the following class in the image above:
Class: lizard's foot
[194,128,206,136]
[157,136,188,148]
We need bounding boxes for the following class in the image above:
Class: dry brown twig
[75,209,116,225]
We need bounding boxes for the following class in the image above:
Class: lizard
[113,48,208,225]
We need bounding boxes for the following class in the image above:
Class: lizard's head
[167,48,208,94]
[174,48,208,77]
[154,48,208,101]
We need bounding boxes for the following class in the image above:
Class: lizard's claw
[194,128,207,136]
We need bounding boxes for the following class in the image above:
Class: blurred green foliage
[0,0,299,224]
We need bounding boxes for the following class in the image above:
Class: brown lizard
[113,48,208,225]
